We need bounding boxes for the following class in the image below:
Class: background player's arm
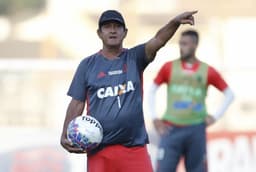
[205,87,234,126]
[206,67,235,126]
[145,11,197,61]
[60,98,85,153]
[212,88,234,119]
[148,62,171,135]
[148,83,170,135]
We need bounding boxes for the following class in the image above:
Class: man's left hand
[173,11,198,25]
[205,115,216,126]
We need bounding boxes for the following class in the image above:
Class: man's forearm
[212,87,234,120]
[61,99,85,138]
[154,20,180,48]
[146,20,180,61]
[155,11,197,46]
[145,11,197,61]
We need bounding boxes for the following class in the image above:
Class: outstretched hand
[173,11,198,25]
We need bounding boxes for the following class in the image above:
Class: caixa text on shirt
[97,80,135,99]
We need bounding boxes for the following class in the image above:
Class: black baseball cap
[98,10,126,28]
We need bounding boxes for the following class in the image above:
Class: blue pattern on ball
[67,116,103,152]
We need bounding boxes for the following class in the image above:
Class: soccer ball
[67,115,103,152]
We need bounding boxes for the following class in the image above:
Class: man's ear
[123,28,128,39]
[193,42,198,49]
[97,29,102,39]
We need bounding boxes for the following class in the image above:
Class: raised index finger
[185,10,198,16]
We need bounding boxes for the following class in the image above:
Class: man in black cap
[61,9,197,172]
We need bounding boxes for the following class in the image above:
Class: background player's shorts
[156,123,207,172]
[88,145,153,172]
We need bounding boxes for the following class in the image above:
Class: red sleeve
[207,66,228,91]
[154,62,171,85]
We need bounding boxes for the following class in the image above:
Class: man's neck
[182,56,198,64]
[101,45,123,59]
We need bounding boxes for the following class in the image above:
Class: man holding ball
[60,9,197,172]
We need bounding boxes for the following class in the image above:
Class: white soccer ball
[67,115,103,152]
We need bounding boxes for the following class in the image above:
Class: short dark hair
[181,30,199,44]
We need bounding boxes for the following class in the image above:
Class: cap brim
[99,18,125,27]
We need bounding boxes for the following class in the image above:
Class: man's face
[179,35,197,60]
[98,21,127,48]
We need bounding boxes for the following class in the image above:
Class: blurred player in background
[148,30,235,172]
[60,9,197,172]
